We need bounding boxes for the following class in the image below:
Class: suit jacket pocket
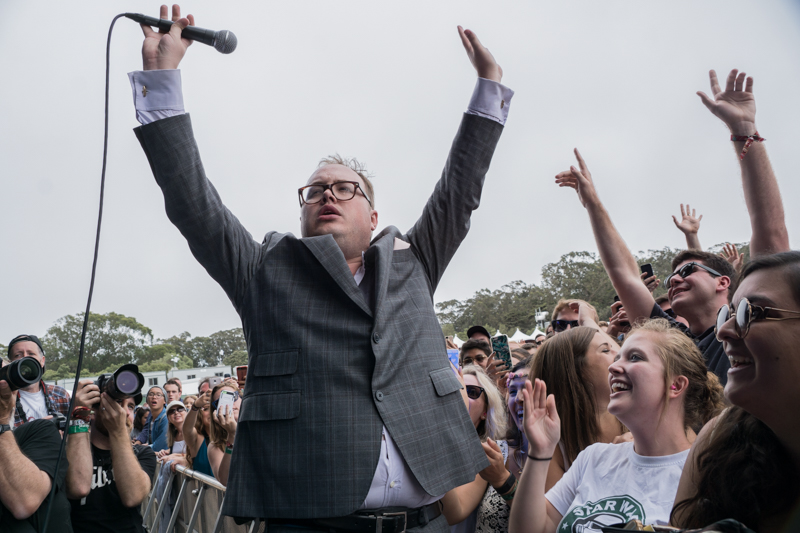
[240,391,301,421]
[252,349,299,376]
[429,367,462,397]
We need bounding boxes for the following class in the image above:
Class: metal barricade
[142,461,261,533]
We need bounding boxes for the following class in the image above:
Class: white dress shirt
[127,69,513,508]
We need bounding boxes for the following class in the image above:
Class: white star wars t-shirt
[546,441,689,533]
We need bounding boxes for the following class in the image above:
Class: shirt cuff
[127,69,186,125]
[466,77,514,126]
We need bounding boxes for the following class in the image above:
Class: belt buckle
[377,511,407,533]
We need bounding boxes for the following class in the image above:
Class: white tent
[527,329,546,340]
[494,329,502,337]
[509,328,528,343]
[451,334,465,348]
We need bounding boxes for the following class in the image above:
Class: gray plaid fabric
[134,112,503,519]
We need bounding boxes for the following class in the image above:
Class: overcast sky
[2,1,799,344]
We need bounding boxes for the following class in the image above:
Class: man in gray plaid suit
[129,5,513,531]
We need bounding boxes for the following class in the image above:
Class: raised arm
[672,204,703,250]
[102,394,153,507]
[697,69,789,256]
[405,27,508,288]
[509,379,563,533]
[141,4,195,71]
[555,150,657,325]
[65,380,99,500]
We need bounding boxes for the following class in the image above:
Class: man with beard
[66,378,156,533]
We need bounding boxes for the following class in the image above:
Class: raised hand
[555,148,600,209]
[486,354,509,389]
[697,69,757,135]
[74,380,100,409]
[720,243,744,272]
[142,4,196,71]
[520,379,560,459]
[213,405,238,440]
[457,26,502,83]
[672,203,702,235]
[479,438,511,487]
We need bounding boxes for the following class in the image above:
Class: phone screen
[217,390,236,415]
[491,334,512,370]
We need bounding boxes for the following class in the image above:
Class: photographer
[0,360,73,532]
[7,334,70,427]
[66,376,157,533]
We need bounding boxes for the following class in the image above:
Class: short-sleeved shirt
[69,443,157,533]
[0,419,73,533]
[650,303,730,385]
[546,442,689,533]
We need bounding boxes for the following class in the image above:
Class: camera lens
[0,357,43,391]
[19,359,40,380]
[115,370,139,395]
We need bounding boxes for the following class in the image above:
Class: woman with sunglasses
[209,382,242,485]
[672,252,800,532]
[443,365,510,533]
[510,319,724,533]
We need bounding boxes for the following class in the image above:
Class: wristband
[191,405,199,412]
[527,454,553,461]
[730,131,765,160]
[67,425,89,434]
[495,471,516,495]
[71,406,93,421]
[500,480,518,501]
[225,445,234,455]
[69,419,89,428]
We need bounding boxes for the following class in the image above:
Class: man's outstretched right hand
[142,4,195,71]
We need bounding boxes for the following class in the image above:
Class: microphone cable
[41,13,125,533]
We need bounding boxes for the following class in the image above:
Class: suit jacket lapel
[301,235,372,318]
[371,229,397,320]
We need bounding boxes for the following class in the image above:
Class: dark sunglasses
[168,407,186,415]
[663,262,722,289]
[465,385,486,400]
[715,297,800,341]
[552,320,579,333]
[211,390,240,411]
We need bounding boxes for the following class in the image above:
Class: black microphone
[125,13,237,54]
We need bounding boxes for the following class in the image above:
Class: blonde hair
[551,299,599,324]
[627,319,725,431]
[461,365,508,441]
[318,154,375,206]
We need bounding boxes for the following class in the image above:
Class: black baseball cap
[8,334,45,358]
[466,326,492,341]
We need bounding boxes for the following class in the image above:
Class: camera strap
[14,380,59,425]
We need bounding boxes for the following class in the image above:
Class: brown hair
[166,405,184,448]
[671,407,800,530]
[208,384,238,452]
[165,378,182,393]
[318,154,375,207]
[529,327,622,464]
[671,250,736,283]
[627,319,725,432]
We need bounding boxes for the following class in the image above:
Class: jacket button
[375,391,384,401]
[373,332,380,343]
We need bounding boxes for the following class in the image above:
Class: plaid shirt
[13,381,71,428]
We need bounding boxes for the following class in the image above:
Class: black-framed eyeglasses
[298,181,373,207]
[715,297,800,341]
[465,385,486,400]
[664,262,723,289]
[211,390,240,412]
[552,320,579,333]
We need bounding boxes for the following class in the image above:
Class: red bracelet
[71,406,93,422]
[730,131,765,160]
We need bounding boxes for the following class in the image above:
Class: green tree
[223,350,248,367]
[41,312,153,376]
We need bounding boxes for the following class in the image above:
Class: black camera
[0,357,43,391]
[52,412,67,432]
[94,364,145,403]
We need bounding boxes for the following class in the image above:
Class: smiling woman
[672,251,800,532]
[509,319,724,533]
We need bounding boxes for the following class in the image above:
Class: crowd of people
[1,4,798,533]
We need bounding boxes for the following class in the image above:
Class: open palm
[697,69,756,134]
[521,379,560,459]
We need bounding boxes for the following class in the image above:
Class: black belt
[270,503,442,533]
